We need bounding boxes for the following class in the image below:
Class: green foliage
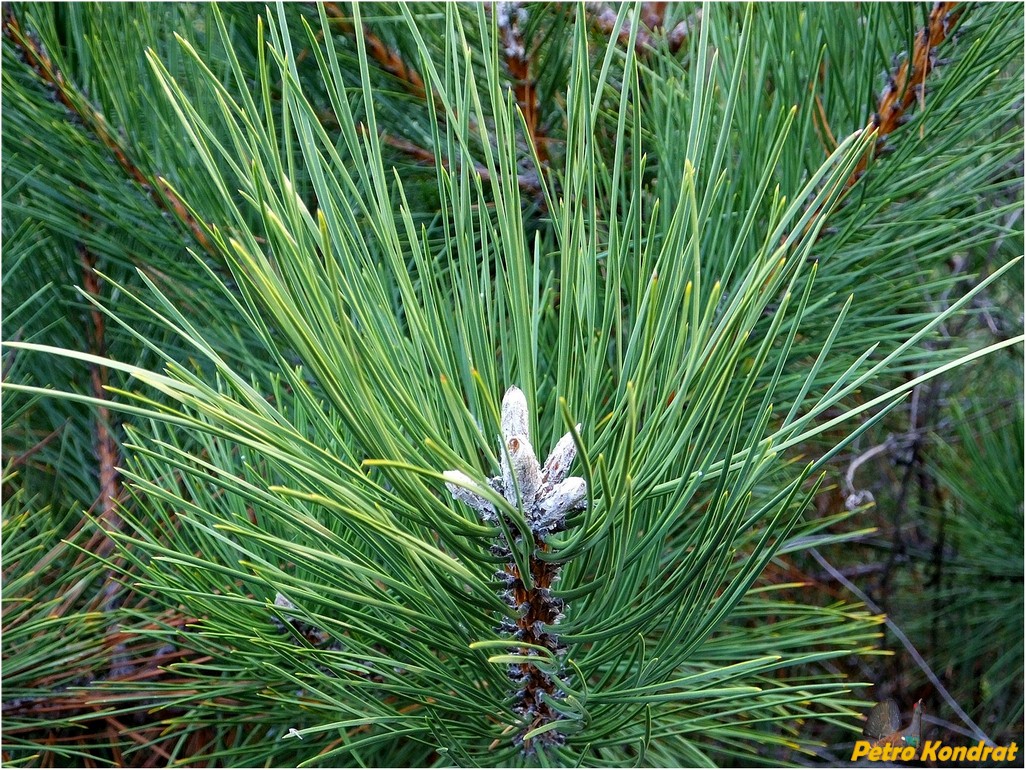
[887,357,1024,747]
[2,2,1022,766]
[930,399,1024,743]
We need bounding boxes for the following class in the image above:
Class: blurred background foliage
[2,2,1022,766]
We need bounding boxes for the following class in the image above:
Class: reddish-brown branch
[492,2,548,164]
[844,2,963,194]
[4,425,63,470]
[812,92,839,157]
[505,536,565,751]
[78,239,123,555]
[22,237,133,622]
[379,130,546,203]
[378,132,437,165]
[795,2,964,245]
[2,8,212,252]
[323,4,549,207]
[641,2,667,31]
[587,2,653,53]
[586,3,700,56]
[322,2,426,98]
[2,606,206,766]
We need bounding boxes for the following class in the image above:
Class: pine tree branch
[78,238,124,555]
[3,3,1018,764]
[1,6,213,253]
[324,3,548,206]
[378,130,545,202]
[586,2,700,56]
[322,1,426,98]
[798,2,966,246]
[847,1,964,192]
[492,2,548,164]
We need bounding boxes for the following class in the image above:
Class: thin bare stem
[810,547,996,748]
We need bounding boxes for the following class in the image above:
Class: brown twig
[322,4,550,208]
[844,2,963,194]
[504,536,567,752]
[586,2,653,53]
[78,238,124,556]
[1,236,131,616]
[492,2,548,164]
[3,578,206,764]
[2,7,212,253]
[380,131,545,201]
[666,8,701,54]
[73,235,132,699]
[795,2,964,246]
[641,2,667,32]
[322,2,425,98]
[809,59,839,157]
[4,425,64,470]
[810,547,996,747]
[812,92,839,156]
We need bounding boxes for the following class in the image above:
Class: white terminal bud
[505,435,541,506]
[446,385,586,533]
[538,476,587,518]
[542,425,581,486]
[443,470,497,521]
[501,386,531,444]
